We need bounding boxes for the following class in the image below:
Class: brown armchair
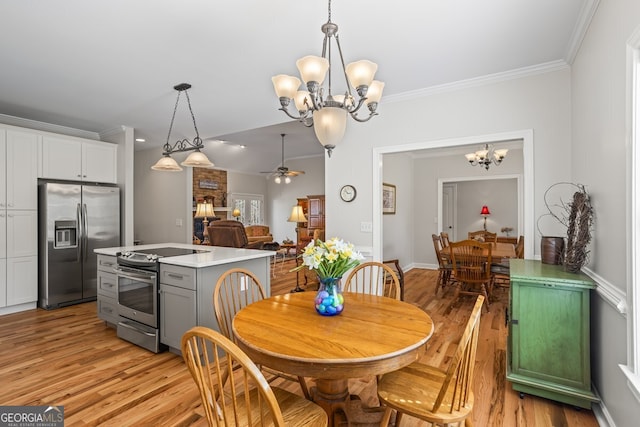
[207,220,264,249]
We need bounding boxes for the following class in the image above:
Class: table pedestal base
[312,379,386,427]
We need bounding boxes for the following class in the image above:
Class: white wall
[325,70,572,263]
[134,148,192,245]
[382,152,413,267]
[571,0,640,425]
[454,179,518,238]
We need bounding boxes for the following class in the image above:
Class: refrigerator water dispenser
[54,220,78,248]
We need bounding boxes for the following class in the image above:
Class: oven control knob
[122,252,131,258]
[147,254,158,261]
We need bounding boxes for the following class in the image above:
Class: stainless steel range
[115,247,205,352]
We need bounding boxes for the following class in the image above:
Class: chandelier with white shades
[465,144,508,170]
[271,0,384,157]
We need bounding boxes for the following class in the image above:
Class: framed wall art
[382,183,396,214]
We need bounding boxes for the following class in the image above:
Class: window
[229,193,264,225]
[624,26,640,400]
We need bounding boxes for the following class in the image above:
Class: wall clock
[340,185,357,202]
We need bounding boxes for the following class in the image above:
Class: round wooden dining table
[233,291,434,426]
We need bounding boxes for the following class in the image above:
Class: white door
[442,184,457,241]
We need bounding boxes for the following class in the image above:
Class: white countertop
[94,243,274,268]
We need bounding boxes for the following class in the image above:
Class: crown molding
[383,60,570,104]
[0,113,100,140]
[564,0,600,64]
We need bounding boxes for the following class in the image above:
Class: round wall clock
[340,185,357,202]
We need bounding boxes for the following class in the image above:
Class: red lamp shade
[480,205,491,216]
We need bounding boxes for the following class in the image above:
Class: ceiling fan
[262,133,305,183]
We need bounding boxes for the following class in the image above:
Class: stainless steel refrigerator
[38,182,120,309]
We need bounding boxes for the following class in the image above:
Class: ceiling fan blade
[286,170,305,176]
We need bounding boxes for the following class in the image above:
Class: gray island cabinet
[94,243,272,353]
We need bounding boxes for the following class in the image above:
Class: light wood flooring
[0,259,599,426]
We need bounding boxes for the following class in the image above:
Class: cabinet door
[0,259,6,308]
[6,256,37,305]
[160,284,197,349]
[6,130,38,210]
[41,135,83,181]
[510,280,591,390]
[0,213,5,259]
[0,130,5,208]
[83,141,117,183]
[7,210,37,257]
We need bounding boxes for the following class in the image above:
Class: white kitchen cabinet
[6,256,37,306]
[0,128,38,210]
[41,135,117,184]
[6,210,37,257]
[0,127,38,312]
[0,259,5,307]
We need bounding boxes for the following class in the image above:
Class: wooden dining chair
[432,234,454,296]
[377,295,484,427]
[213,268,310,399]
[468,230,497,243]
[344,261,401,300]
[440,232,450,248]
[515,235,525,258]
[383,259,405,301]
[181,326,327,427]
[449,239,493,311]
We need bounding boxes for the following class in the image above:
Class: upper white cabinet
[2,129,39,210]
[41,135,117,183]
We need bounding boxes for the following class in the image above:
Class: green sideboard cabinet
[506,259,599,409]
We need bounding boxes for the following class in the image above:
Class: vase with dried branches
[538,182,593,273]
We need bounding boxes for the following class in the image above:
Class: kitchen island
[94,243,273,352]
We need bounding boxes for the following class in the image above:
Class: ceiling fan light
[274,176,282,184]
[285,176,291,184]
[151,155,183,171]
[313,107,347,150]
[296,55,329,85]
[181,150,214,167]
[272,74,301,99]
[345,60,377,89]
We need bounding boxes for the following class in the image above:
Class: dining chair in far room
[432,234,454,296]
[440,232,450,248]
[383,259,405,301]
[515,235,525,258]
[181,327,327,427]
[212,268,310,399]
[449,239,493,311]
[377,296,484,427]
[344,261,401,300]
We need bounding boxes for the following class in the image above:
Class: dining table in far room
[442,240,517,261]
[232,291,434,427]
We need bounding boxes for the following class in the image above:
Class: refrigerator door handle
[82,203,88,260]
[77,203,83,260]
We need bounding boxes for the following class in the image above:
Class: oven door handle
[114,267,156,284]
[118,321,157,337]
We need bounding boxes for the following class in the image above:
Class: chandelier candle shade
[465,144,508,170]
[151,83,214,172]
[272,0,384,157]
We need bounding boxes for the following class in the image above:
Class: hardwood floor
[0,259,599,426]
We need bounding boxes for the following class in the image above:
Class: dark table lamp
[287,205,308,293]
